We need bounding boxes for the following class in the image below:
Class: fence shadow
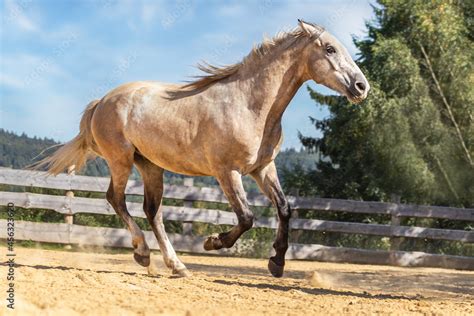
[212,279,417,300]
[0,261,152,277]
[185,262,307,278]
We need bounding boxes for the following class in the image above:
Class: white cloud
[0,73,24,89]
[0,53,71,91]
[215,3,245,17]
[4,0,40,33]
[141,0,166,25]
[96,0,196,31]
[15,11,37,32]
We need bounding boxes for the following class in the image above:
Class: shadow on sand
[212,279,417,300]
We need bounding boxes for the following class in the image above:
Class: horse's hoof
[173,268,192,278]
[134,252,151,267]
[203,234,223,251]
[268,257,284,278]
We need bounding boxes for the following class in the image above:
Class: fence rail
[0,167,473,270]
[2,168,472,220]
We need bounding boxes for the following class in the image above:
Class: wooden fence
[0,167,473,270]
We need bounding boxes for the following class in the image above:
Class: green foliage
[0,206,64,223]
[0,129,57,169]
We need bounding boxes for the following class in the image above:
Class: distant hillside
[0,129,57,170]
[275,147,319,172]
[0,129,320,192]
[0,129,109,177]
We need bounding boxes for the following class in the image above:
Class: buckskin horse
[35,20,369,277]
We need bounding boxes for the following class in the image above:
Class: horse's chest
[240,127,283,174]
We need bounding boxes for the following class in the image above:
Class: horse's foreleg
[251,162,290,277]
[204,170,254,250]
[134,154,190,277]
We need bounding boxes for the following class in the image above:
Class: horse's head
[299,19,370,103]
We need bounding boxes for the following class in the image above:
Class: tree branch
[432,153,463,207]
[418,43,473,167]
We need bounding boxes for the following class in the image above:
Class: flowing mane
[168,24,323,97]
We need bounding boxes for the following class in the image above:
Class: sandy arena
[1,247,473,315]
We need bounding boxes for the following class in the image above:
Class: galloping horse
[36,20,369,277]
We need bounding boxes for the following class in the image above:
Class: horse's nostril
[355,81,366,92]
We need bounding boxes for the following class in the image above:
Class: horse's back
[91,81,179,127]
[101,81,177,103]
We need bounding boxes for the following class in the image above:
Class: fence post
[64,166,75,249]
[182,178,194,236]
[390,194,403,252]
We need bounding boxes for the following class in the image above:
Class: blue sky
[0,0,374,148]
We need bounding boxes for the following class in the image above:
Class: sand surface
[1,247,473,315]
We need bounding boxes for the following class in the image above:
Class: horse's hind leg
[204,170,254,250]
[134,154,190,277]
[102,145,150,267]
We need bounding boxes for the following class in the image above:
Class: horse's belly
[147,149,212,176]
[126,120,214,176]
[130,130,213,176]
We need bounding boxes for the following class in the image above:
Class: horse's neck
[240,38,309,132]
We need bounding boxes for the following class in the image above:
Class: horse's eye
[326,45,336,54]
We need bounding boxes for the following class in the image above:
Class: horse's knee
[240,212,254,231]
[143,196,158,220]
[278,200,291,222]
[106,188,114,205]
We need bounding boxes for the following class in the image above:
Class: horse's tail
[31,100,100,175]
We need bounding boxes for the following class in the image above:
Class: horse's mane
[167,25,318,98]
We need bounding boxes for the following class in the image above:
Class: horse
[35,20,369,278]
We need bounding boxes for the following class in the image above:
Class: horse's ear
[298,19,324,40]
